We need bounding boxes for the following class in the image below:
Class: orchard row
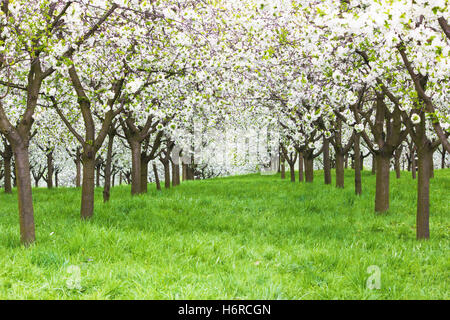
[0,0,448,245]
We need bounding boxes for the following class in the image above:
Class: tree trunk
[298,152,304,182]
[4,144,12,194]
[140,156,148,193]
[13,145,35,245]
[277,153,281,173]
[55,171,58,188]
[103,133,114,202]
[289,163,295,182]
[335,151,345,188]
[360,152,364,171]
[394,146,402,179]
[371,154,376,175]
[442,148,446,169]
[12,162,17,188]
[186,164,194,180]
[46,151,53,189]
[429,151,434,178]
[375,153,391,213]
[96,165,101,188]
[323,138,331,185]
[75,155,81,188]
[172,161,180,186]
[304,155,314,183]
[153,163,161,190]
[280,153,285,179]
[130,141,142,195]
[81,152,95,219]
[416,148,431,239]
[354,134,362,195]
[163,161,171,188]
[175,163,180,185]
[182,163,187,182]
[411,149,417,179]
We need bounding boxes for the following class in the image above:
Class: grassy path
[0,169,448,299]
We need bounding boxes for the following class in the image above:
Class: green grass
[0,169,448,299]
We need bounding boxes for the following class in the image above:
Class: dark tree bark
[12,162,16,187]
[103,129,115,202]
[124,170,131,184]
[406,139,417,179]
[371,154,376,175]
[153,163,161,190]
[323,138,332,185]
[408,114,441,240]
[140,156,148,193]
[280,152,286,179]
[335,152,345,188]
[298,152,304,182]
[159,141,175,189]
[81,150,95,219]
[182,163,187,182]
[55,169,59,188]
[186,164,195,180]
[130,139,141,194]
[69,147,82,188]
[95,157,102,188]
[375,152,391,212]
[360,150,371,171]
[302,146,324,183]
[354,134,362,195]
[163,160,171,188]
[280,144,297,183]
[46,150,53,189]
[416,147,431,239]
[13,146,35,244]
[411,148,417,180]
[304,154,314,183]
[438,146,447,169]
[33,173,41,187]
[394,145,403,179]
[175,163,180,185]
[277,153,281,173]
[289,162,295,182]
[292,136,324,184]
[438,17,450,40]
[31,164,45,188]
[429,150,435,179]
[2,142,12,194]
[172,161,180,186]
